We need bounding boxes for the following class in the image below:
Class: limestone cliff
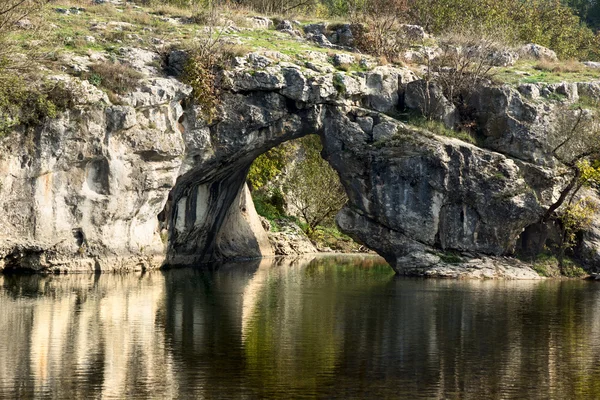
[1,20,599,277]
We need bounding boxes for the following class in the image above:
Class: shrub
[407,0,599,60]
[247,144,292,190]
[351,0,409,62]
[85,62,144,95]
[0,77,76,136]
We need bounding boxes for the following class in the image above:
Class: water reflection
[1,256,600,399]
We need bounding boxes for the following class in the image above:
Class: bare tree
[545,107,600,219]
[351,0,409,62]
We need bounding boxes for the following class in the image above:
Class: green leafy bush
[0,76,75,136]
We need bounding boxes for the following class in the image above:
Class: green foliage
[309,225,364,252]
[559,196,600,254]
[183,53,219,123]
[532,252,561,277]
[532,252,587,277]
[578,159,600,186]
[284,135,348,233]
[438,251,463,264]
[249,135,348,237]
[571,93,600,110]
[332,73,347,95]
[0,76,75,136]
[253,189,286,221]
[247,144,291,190]
[407,0,598,60]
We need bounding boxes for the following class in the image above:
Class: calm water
[1,255,600,399]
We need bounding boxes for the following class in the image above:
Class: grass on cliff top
[404,115,478,145]
[494,60,600,85]
[12,0,359,75]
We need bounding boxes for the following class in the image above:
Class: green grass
[438,251,463,264]
[570,93,600,110]
[532,253,587,278]
[493,60,600,85]
[406,115,477,144]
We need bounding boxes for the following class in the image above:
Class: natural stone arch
[164,92,326,265]
[0,51,588,277]
[163,65,553,278]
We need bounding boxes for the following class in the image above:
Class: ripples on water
[0,255,599,399]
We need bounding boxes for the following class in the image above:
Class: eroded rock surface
[0,48,598,277]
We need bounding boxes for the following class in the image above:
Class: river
[0,255,599,399]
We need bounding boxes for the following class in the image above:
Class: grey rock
[223,68,285,92]
[247,52,272,69]
[519,43,558,61]
[247,16,273,29]
[2,46,598,279]
[364,66,416,113]
[488,49,519,67]
[356,116,374,134]
[15,18,32,29]
[577,82,600,104]
[106,106,137,132]
[400,24,429,42]
[277,20,294,31]
[583,61,600,69]
[518,83,541,99]
[542,82,578,102]
[329,24,354,47]
[304,23,327,36]
[372,120,400,142]
[404,80,458,128]
[118,47,160,76]
[166,49,188,76]
[307,33,334,48]
[468,84,553,165]
[332,53,355,67]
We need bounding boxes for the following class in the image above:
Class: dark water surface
[1,255,600,399]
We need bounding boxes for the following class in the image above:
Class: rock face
[0,48,598,277]
[0,76,191,272]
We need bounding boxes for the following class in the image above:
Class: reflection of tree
[242,257,394,397]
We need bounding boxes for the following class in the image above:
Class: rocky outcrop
[519,43,558,61]
[0,75,191,273]
[0,47,598,277]
[162,51,586,277]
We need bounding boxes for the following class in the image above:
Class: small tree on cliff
[545,106,600,267]
[284,135,347,235]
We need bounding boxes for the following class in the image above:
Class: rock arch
[0,53,588,277]
[163,61,558,277]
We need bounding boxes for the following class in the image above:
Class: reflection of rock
[2,257,600,397]
[0,274,177,399]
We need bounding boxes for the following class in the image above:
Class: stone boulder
[519,43,558,61]
[328,24,354,47]
[400,24,429,42]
